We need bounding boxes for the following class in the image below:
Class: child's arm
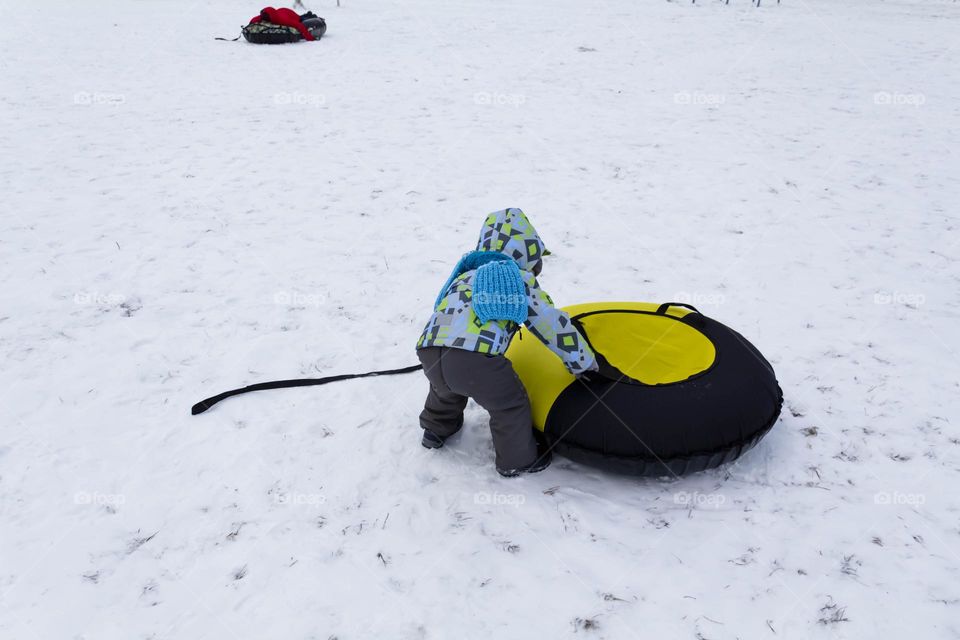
[522,275,598,374]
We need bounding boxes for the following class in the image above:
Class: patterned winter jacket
[417,208,597,374]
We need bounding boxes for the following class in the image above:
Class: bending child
[416,208,598,477]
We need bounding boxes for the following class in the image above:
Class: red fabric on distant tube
[248,6,314,41]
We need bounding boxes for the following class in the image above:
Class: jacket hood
[476,208,547,273]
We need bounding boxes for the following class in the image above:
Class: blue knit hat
[434,250,528,325]
[473,260,528,325]
[434,250,509,309]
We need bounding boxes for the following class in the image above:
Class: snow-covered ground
[2,0,959,637]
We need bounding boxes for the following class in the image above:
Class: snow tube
[504,302,783,476]
[242,11,326,44]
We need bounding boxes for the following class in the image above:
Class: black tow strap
[191,364,423,415]
[214,35,241,41]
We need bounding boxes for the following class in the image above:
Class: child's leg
[417,347,468,437]
[438,349,537,470]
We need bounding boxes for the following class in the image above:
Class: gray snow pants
[416,347,537,470]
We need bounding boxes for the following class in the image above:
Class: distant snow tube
[504,302,783,476]
[242,17,325,44]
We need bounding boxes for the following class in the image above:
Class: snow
[2,0,959,638]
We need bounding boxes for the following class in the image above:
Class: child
[416,208,598,477]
